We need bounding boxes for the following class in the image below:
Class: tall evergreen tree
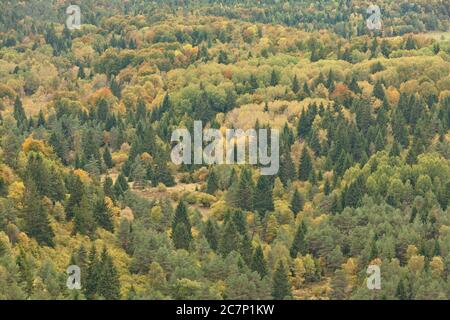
[206,169,219,195]
[23,181,55,247]
[251,245,268,278]
[290,221,308,258]
[237,168,255,211]
[290,188,304,216]
[97,248,121,300]
[254,175,274,218]
[272,262,292,300]
[172,201,192,250]
[298,146,313,181]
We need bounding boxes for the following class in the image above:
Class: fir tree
[237,168,255,211]
[94,198,114,232]
[251,245,268,278]
[298,146,312,181]
[218,219,240,257]
[172,201,192,250]
[290,188,304,216]
[103,147,113,169]
[98,248,121,300]
[23,181,55,247]
[292,74,300,94]
[254,175,274,218]
[206,169,219,195]
[272,262,292,300]
[290,221,308,258]
[204,220,219,251]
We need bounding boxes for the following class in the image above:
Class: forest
[0,0,449,300]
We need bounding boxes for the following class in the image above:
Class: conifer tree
[73,195,96,237]
[218,219,240,257]
[292,74,300,94]
[272,262,292,300]
[103,147,113,169]
[98,248,121,300]
[23,181,55,247]
[237,168,255,211]
[254,175,274,218]
[251,245,268,278]
[206,169,219,195]
[84,246,100,299]
[94,198,114,232]
[270,69,279,86]
[298,146,312,181]
[290,221,308,258]
[240,233,253,266]
[279,150,296,186]
[172,201,192,250]
[290,188,304,216]
[204,220,219,251]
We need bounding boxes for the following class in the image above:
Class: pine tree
[237,168,255,211]
[254,175,274,218]
[251,245,268,278]
[23,181,55,247]
[103,177,114,199]
[94,198,114,232]
[373,80,385,101]
[290,188,304,216]
[206,169,219,194]
[292,74,300,94]
[73,195,96,237]
[279,149,296,186]
[103,147,113,169]
[324,178,331,195]
[270,69,279,86]
[290,221,308,258]
[84,245,100,299]
[172,201,192,250]
[272,262,292,300]
[298,146,312,181]
[240,233,253,266]
[218,219,240,257]
[77,65,86,79]
[97,248,121,300]
[204,220,219,251]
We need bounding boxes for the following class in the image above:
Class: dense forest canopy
[0,0,449,300]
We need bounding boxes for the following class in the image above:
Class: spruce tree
[270,69,279,86]
[103,147,113,169]
[279,150,296,186]
[290,188,304,216]
[251,245,268,278]
[237,168,255,211]
[84,246,100,299]
[254,175,274,218]
[272,262,292,300]
[298,146,312,181]
[290,221,308,258]
[94,198,114,232]
[23,181,55,247]
[204,220,218,251]
[73,195,96,237]
[240,233,253,266]
[218,219,240,257]
[206,169,219,195]
[292,74,300,94]
[98,248,121,300]
[172,201,192,250]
